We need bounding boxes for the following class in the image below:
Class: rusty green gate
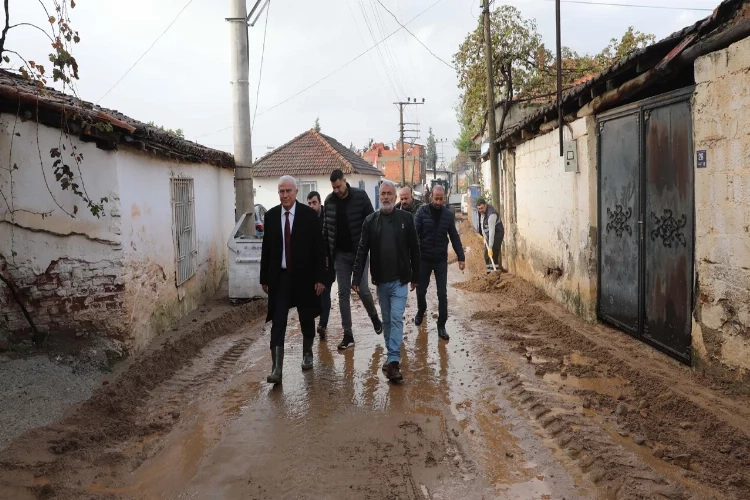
[597,87,695,364]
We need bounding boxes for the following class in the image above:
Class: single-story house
[480,0,750,380]
[0,70,235,352]
[252,129,383,209]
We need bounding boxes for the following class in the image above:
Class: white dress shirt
[281,202,296,269]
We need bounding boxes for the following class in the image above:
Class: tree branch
[8,22,54,43]
[0,259,43,342]
[0,0,9,57]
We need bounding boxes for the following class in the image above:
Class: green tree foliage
[453,128,474,154]
[314,116,321,132]
[147,121,184,138]
[453,5,655,138]
[426,127,437,174]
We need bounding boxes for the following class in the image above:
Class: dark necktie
[284,211,292,272]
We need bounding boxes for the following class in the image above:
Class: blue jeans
[319,285,331,328]
[376,280,408,364]
[417,259,448,327]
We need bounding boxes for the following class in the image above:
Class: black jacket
[260,201,326,322]
[323,184,374,259]
[395,199,422,216]
[353,209,420,287]
[414,204,465,263]
[317,208,336,286]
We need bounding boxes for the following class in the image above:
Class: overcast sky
[7,0,712,163]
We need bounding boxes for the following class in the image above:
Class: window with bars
[170,178,198,286]
[296,181,317,203]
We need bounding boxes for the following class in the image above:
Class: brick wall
[1,256,126,340]
[691,37,750,380]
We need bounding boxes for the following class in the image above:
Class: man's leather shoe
[386,361,403,382]
[266,346,284,384]
[301,337,313,370]
[414,312,424,327]
[437,326,450,341]
[317,325,327,341]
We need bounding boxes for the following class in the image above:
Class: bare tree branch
[0,261,44,342]
[8,22,54,43]
[0,0,9,56]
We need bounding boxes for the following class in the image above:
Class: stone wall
[691,37,750,380]
[504,116,598,320]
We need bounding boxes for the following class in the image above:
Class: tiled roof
[0,70,234,169]
[253,129,382,177]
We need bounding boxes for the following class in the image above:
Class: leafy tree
[426,127,437,174]
[453,5,654,138]
[453,128,474,154]
[313,116,321,132]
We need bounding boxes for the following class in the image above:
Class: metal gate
[597,88,694,364]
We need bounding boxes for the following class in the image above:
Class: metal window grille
[171,178,198,286]
[296,181,317,203]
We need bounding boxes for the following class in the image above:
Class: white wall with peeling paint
[0,113,234,350]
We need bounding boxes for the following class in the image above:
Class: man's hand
[410,282,417,291]
[459,261,466,271]
[315,283,325,296]
[262,284,268,294]
[352,285,360,294]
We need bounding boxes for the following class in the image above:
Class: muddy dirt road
[1,226,749,499]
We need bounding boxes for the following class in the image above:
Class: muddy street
[1,228,749,499]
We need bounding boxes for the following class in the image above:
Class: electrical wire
[551,0,713,11]
[96,0,195,104]
[376,0,455,70]
[252,0,270,130]
[193,0,447,140]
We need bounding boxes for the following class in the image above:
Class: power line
[376,0,455,70]
[96,0,195,104]
[193,0,447,140]
[548,0,713,11]
[252,0,271,130]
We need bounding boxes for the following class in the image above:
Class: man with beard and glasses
[352,181,420,382]
[413,185,465,341]
[322,169,383,350]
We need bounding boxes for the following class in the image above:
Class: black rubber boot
[301,336,314,370]
[266,346,284,384]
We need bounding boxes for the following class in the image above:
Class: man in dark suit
[260,176,326,384]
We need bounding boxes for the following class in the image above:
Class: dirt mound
[455,271,547,302]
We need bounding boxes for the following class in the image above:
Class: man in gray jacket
[323,169,383,350]
[476,198,504,271]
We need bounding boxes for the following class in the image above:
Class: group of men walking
[259,170,501,384]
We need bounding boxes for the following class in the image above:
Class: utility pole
[555,0,564,157]
[227,0,254,223]
[394,98,424,186]
[482,0,500,210]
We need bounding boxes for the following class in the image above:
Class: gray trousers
[334,251,378,334]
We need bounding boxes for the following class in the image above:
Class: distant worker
[414,185,465,341]
[323,169,383,350]
[260,176,326,384]
[476,198,504,272]
[353,181,420,382]
[307,191,335,341]
[395,186,422,215]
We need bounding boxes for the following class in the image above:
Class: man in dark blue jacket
[414,185,465,340]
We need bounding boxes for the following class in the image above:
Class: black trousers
[270,270,316,349]
[417,259,448,328]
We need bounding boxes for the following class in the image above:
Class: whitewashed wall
[509,117,598,319]
[0,114,125,338]
[117,150,234,350]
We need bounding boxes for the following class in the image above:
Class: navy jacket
[414,205,465,263]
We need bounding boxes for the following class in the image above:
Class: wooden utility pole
[394,98,424,186]
[482,0,500,210]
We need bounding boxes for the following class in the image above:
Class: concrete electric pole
[482,0,500,211]
[227,0,260,223]
[394,98,424,187]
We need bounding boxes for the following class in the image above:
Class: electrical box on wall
[563,140,578,172]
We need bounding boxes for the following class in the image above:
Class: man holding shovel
[476,198,504,272]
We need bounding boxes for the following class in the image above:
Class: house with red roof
[252,129,383,210]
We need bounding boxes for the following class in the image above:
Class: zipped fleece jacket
[352,209,420,287]
[414,204,465,263]
[322,184,374,259]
